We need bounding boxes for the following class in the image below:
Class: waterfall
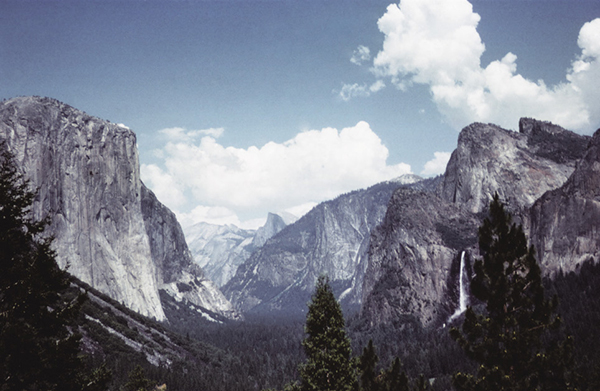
[449,251,468,323]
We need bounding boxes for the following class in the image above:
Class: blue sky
[2,0,599,228]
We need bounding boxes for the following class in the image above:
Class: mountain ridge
[3,96,598,332]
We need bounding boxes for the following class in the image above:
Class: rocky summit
[0,96,238,322]
[440,118,589,215]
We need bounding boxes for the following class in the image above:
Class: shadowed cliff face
[530,128,600,276]
[0,96,238,322]
[361,188,479,327]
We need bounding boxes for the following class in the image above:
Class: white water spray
[449,251,468,323]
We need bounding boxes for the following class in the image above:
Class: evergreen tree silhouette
[0,145,86,390]
[359,339,379,391]
[450,194,576,391]
[299,275,357,391]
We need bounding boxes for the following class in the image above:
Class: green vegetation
[123,365,156,391]
[273,275,431,391]
[551,260,600,390]
[450,194,576,390]
[0,145,107,390]
[298,275,357,391]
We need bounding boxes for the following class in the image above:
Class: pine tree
[123,365,155,391]
[382,358,409,391]
[359,339,379,391]
[299,275,357,391]
[413,375,429,391]
[450,194,576,391]
[0,145,86,390]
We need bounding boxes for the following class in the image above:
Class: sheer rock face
[0,97,237,321]
[252,213,288,248]
[440,120,589,215]
[141,185,196,285]
[361,189,479,327]
[140,186,239,319]
[222,179,421,315]
[529,128,600,276]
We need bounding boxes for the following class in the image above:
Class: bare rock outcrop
[361,119,592,328]
[440,120,588,215]
[360,188,479,327]
[529,128,600,275]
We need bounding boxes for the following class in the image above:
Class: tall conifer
[359,339,379,391]
[299,275,357,391]
[0,145,86,390]
[382,358,409,391]
[450,194,575,390]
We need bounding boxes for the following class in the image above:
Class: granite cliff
[440,118,589,215]
[529,128,600,276]
[360,188,479,327]
[361,118,593,327]
[0,96,237,322]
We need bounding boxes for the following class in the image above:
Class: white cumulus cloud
[142,122,411,228]
[369,0,600,132]
[421,151,452,176]
[176,205,245,229]
[140,164,187,208]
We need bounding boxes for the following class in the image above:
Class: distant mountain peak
[185,212,291,287]
[389,173,423,185]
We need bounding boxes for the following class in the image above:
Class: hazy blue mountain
[184,212,292,287]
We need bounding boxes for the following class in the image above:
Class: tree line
[269,195,577,391]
